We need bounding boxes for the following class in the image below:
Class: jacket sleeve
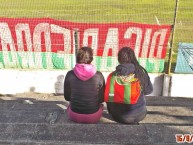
[143,73,153,95]
[98,72,106,103]
[64,71,71,101]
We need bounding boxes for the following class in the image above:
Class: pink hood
[73,64,96,81]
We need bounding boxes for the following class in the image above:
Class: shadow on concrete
[0,94,193,144]
[54,75,64,95]
[146,96,193,107]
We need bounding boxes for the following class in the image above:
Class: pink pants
[67,105,103,124]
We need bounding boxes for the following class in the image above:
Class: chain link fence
[0,0,192,73]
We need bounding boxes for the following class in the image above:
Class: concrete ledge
[0,69,67,94]
[170,74,193,98]
[1,123,193,145]
[0,69,193,98]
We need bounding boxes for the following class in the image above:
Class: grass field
[0,0,175,23]
[0,0,192,72]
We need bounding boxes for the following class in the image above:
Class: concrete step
[0,94,193,145]
[0,123,192,145]
[146,96,193,107]
[0,141,108,145]
[0,96,193,125]
[0,108,192,126]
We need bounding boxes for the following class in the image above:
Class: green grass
[0,0,175,23]
[0,0,192,73]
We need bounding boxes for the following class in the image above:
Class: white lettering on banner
[0,23,18,67]
[124,27,142,58]
[83,28,99,55]
[141,28,152,58]
[102,28,118,70]
[149,29,168,58]
[0,20,170,71]
[33,23,50,68]
[140,29,152,68]
[103,28,118,57]
[51,24,71,68]
[16,24,32,52]
[15,23,34,68]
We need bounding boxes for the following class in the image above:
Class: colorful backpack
[104,73,141,104]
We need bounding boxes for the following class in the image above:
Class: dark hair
[76,47,93,64]
[118,47,148,88]
[118,47,139,65]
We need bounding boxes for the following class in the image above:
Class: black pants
[108,105,147,124]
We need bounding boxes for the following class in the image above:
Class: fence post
[73,29,79,66]
[167,0,179,74]
[164,0,179,96]
[74,30,79,54]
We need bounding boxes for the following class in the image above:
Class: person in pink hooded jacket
[64,46,105,123]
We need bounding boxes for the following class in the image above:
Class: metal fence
[0,0,192,73]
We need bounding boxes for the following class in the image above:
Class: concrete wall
[169,74,193,97]
[0,70,192,98]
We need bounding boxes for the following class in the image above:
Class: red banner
[0,18,171,59]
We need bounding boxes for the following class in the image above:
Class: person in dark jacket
[64,46,105,123]
[106,47,153,124]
